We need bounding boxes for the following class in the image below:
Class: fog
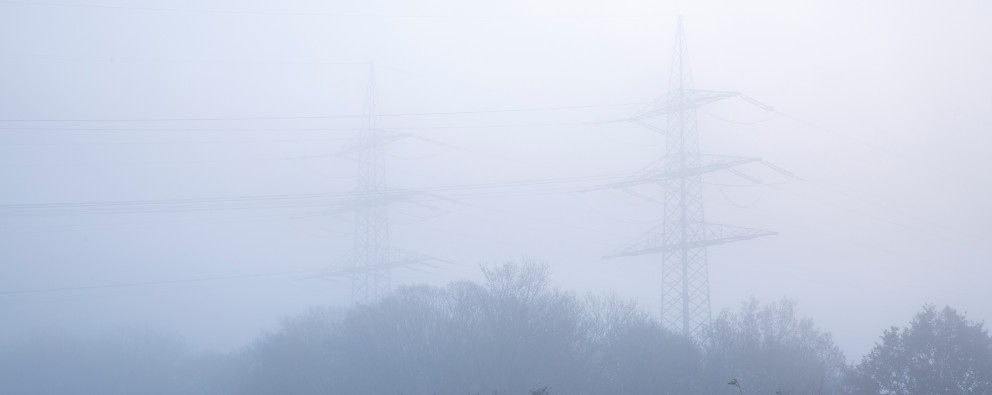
[1,0,991,393]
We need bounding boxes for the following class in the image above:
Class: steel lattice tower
[604,18,776,338]
[325,67,442,305]
[352,67,391,304]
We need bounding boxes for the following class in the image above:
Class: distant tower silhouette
[604,18,776,338]
[325,67,442,305]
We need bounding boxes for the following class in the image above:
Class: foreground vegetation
[2,262,989,394]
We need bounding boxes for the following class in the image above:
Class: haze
[1,0,990,390]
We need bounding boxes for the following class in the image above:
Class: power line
[0,0,435,17]
[702,194,918,263]
[791,175,985,245]
[0,172,634,216]
[0,269,318,296]
[0,102,647,123]
[776,110,992,190]
[0,137,353,146]
[3,55,372,66]
[0,120,622,134]
[0,0,670,19]
[764,181,982,249]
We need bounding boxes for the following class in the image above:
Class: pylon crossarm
[304,189,421,217]
[604,222,775,258]
[603,224,665,258]
[351,189,421,208]
[700,222,777,244]
[631,90,739,120]
[759,160,795,177]
[633,119,666,134]
[602,154,761,189]
[337,132,411,156]
[385,248,456,267]
[727,168,764,184]
[321,248,447,278]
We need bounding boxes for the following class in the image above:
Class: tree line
[2,261,990,394]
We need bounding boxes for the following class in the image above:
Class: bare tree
[705,298,846,395]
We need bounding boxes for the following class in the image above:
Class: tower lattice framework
[605,18,776,339]
[324,67,441,305]
[351,68,391,304]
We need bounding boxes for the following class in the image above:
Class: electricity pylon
[603,18,777,339]
[324,67,442,305]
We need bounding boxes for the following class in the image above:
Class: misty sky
[1,0,990,360]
